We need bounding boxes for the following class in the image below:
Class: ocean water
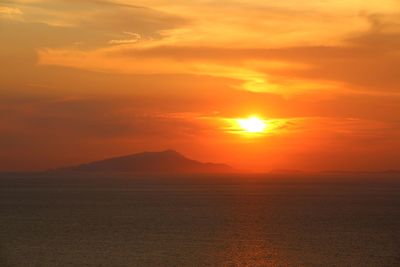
[1,173,399,266]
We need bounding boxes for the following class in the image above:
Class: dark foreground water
[1,173,400,266]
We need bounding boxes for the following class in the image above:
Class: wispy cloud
[0,6,22,18]
[109,32,141,45]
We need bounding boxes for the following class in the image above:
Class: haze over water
[1,173,399,266]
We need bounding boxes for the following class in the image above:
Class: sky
[1,0,400,172]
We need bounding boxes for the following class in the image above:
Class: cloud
[37,13,400,95]
[0,95,211,140]
[0,6,22,15]
[109,32,141,45]
[7,0,400,95]
[2,0,188,35]
[0,6,22,18]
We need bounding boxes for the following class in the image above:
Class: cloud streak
[37,14,400,94]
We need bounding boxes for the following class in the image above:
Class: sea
[1,172,399,266]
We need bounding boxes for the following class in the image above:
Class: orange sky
[1,0,400,171]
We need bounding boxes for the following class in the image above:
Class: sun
[237,116,267,133]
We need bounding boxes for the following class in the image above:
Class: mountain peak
[162,149,179,153]
[159,149,183,156]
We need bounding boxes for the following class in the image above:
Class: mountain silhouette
[57,150,233,174]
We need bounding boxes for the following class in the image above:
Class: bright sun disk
[237,116,267,133]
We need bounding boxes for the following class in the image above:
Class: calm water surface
[1,173,400,266]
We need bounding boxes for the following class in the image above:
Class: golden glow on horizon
[237,116,267,133]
